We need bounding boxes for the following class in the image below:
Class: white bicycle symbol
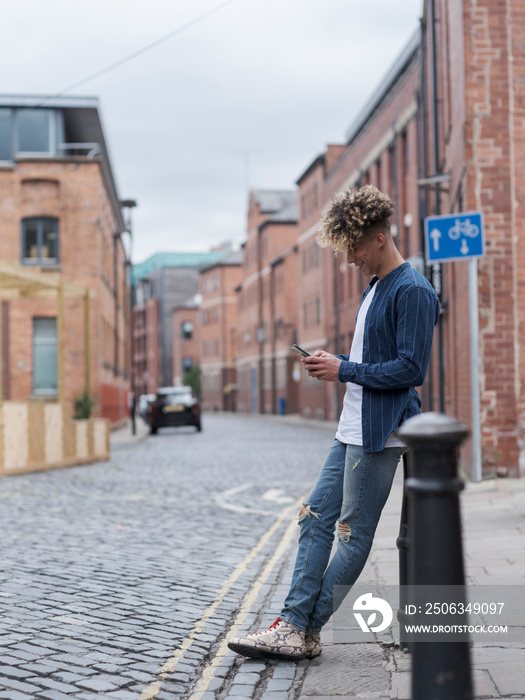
[448,218,479,240]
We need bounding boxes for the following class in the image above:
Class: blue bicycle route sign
[424,211,485,263]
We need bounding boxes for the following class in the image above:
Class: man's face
[346,233,379,277]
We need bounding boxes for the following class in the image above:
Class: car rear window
[162,392,192,403]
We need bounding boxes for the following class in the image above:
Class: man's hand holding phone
[302,351,342,382]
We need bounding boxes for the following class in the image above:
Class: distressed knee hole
[298,504,320,522]
[337,521,351,542]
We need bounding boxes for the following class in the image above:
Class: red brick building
[235,190,298,414]
[294,32,423,422]
[199,251,243,412]
[131,251,229,398]
[0,95,130,424]
[133,280,160,397]
[419,0,525,476]
[172,302,199,387]
[229,0,525,478]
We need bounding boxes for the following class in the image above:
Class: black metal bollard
[397,412,473,700]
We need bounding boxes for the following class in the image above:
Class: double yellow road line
[141,494,303,700]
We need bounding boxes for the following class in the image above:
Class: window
[181,321,194,339]
[263,360,272,390]
[0,109,13,161]
[276,359,286,390]
[135,310,146,329]
[33,318,57,396]
[182,357,193,372]
[18,110,53,153]
[402,130,409,173]
[162,389,192,404]
[0,108,65,160]
[313,243,320,266]
[22,217,59,265]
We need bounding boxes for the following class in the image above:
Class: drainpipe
[270,260,277,414]
[112,231,119,378]
[430,0,446,414]
[418,15,433,411]
[257,226,265,414]
[159,268,167,386]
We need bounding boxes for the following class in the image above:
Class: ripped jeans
[280,438,405,633]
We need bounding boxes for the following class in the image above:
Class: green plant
[74,390,94,420]
[183,365,201,399]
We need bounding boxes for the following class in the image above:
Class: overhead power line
[36,0,240,107]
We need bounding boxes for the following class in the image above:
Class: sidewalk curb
[110,418,150,451]
[211,410,339,434]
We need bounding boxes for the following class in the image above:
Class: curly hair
[316,184,395,254]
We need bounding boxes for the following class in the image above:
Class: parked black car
[149,386,202,434]
[138,393,156,423]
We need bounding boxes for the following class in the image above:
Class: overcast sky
[3,0,422,263]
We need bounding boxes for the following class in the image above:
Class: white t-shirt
[336,283,404,447]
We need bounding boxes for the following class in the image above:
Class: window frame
[0,108,13,162]
[0,108,65,162]
[21,217,60,266]
[15,109,64,158]
[32,317,58,397]
[181,321,194,339]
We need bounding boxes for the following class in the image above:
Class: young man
[228,185,440,661]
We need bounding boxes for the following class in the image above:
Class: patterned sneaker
[227,616,306,661]
[305,630,322,659]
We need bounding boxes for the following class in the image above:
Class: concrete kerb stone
[298,697,390,700]
[109,418,150,450]
[222,410,339,434]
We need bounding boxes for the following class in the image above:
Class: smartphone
[291,344,311,357]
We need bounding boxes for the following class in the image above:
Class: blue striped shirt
[336,262,440,452]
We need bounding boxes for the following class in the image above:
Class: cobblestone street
[0,414,331,699]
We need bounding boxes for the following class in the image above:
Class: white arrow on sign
[430,228,441,251]
[461,239,469,255]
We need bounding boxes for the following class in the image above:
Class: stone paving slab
[299,644,391,697]
[292,468,525,700]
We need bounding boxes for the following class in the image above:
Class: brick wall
[0,159,129,423]
[205,2,525,479]
[295,41,422,422]
[429,0,525,475]
[172,306,199,385]
[235,192,297,414]
[199,262,243,411]
[510,0,525,474]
